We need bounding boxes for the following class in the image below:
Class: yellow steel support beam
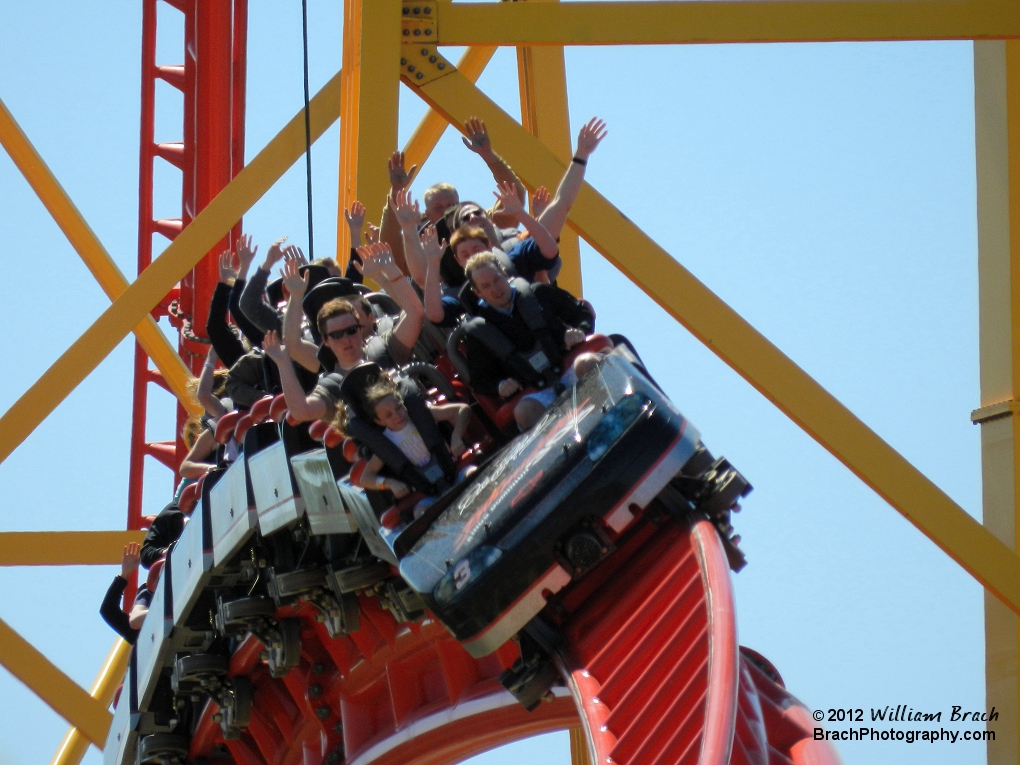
[402,45,497,178]
[0,531,145,567]
[0,617,111,747]
[337,0,402,257]
[0,69,343,468]
[569,728,593,765]
[50,640,131,765]
[0,98,199,417]
[434,0,1020,46]
[974,38,1020,764]
[516,0,582,297]
[408,68,1020,616]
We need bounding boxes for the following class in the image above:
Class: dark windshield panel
[399,355,644,593]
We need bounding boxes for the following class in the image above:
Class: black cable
[301,0,314,260]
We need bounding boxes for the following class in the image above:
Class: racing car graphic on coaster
[394,347,750,660]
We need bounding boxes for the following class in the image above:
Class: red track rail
[188,600,576,765]
[184,518,840,765]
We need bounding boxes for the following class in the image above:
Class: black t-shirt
[464,283,594,396]
[100,577,151,645]
[141,503,185,569]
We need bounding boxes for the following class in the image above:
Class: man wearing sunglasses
[265,243,424,425]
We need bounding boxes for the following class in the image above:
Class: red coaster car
[395,346,750,658]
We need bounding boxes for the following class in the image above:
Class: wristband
[572,156,587,166]
[203,362,215,370]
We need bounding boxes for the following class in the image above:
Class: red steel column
[191,0,237,338]
[231,0,248,249]
[129,0,248,543]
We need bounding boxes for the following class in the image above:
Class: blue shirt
[507,237,559,282]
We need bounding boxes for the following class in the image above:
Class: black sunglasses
[324,325,361,341]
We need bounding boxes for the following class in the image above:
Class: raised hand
[283,244,306,267]
[282,255,310,300]
[462,117,493,158]
[263,237,288,271]
[262,329,289,364]
[530,186,551,218]
[217,249,238,284]
[121,542,140,579]
[575,117,607,160]
[420,225,445,266]
[236,233,258,273]
[392,188,422,229]
[493,180,525,219]
[387,151,417,191]
[355,242,403,283]
[344,200,366,231]
[364,222,381,246]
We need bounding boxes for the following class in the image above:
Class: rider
[354,377,471,499]
[460,252,597,430]
[263,242,426,426]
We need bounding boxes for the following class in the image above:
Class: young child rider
[356,377,471,499]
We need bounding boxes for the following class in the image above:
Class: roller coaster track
[107,462,839,765]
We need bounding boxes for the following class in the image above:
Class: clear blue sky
[0,2,988,764]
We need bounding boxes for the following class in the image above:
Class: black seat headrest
[338,362,385,421]
[266,264,332,307]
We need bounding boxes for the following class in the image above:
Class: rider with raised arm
[379,118,527,272]
[99,542,153,645]
[281,243,425,374]
[452,181,561,283]
[265,243,425,424]
[530,117,607,244]
[238,237,297,334]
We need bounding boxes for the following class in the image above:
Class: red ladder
[127,0,248,595]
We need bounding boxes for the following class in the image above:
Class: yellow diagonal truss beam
[407,67,1020,616]
[0,617,111,747]
[0,69,343,468]
[435,0,1020,46]
[0,98,199,416]
[402,45,497,178]
[50,640,131,765]
[0,531,145,567]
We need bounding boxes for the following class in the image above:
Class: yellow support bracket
[50,639,131,765]
[0,97,199,417]
[0,617,112,747]
[434,0,1020,46]
[406,68,1020,616]
[0,531,145,567]
[402,45,497,177]
[0,69,344,468]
